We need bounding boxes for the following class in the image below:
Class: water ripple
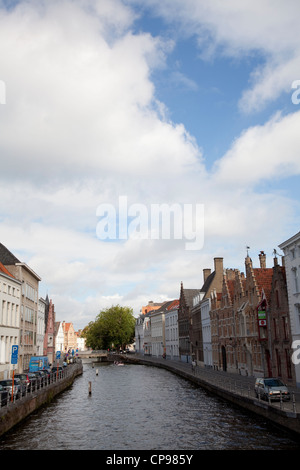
[0,363,300,450]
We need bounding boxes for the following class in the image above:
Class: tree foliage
[83,305,135,350]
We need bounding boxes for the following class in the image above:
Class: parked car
[31,371,47,387]
[14,378,27,396]
[0,379,22,398]
[27,372,38,390]
[255,377,291,401]
[0,384,9,406]
[14,373,31,390]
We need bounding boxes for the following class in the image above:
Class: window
[282,316,289,340]
[285,349,293,379]
[292,267,299,293]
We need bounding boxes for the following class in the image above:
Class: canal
[0,362,300,450]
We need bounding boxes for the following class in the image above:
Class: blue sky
[0,0,300,329]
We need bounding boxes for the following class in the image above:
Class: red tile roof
[0,262,15,278]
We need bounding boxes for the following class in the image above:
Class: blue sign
[11,345,19,365]
[56,351,61,359]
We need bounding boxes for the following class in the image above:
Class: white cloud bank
[0,0,299,328]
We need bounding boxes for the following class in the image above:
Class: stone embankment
[0,362,83,438]
[115,354,300,438]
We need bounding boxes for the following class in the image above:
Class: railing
[136,355,300,415]
[0,361,81,410]
[188,362,300,414]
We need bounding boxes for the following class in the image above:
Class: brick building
[211,252,274,377]
[43,295,56,365]
[190,257,224,365]
[268,255,296,386]
[178,282,199,362]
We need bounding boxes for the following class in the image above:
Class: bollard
[292,392,296,413]
[88,381,92,396]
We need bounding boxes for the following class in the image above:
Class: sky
[0,0,300,330]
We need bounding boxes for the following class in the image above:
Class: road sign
[56,351,61,359]
[11,345,19,365]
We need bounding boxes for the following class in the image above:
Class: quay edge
[0,362,83,438]
[113,355,300,439]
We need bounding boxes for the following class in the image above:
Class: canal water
[0,362,300,450]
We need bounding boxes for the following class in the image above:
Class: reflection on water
[0,363,300,450]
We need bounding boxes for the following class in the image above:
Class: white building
[150,309,165,357]
[165,301,179,360]
[76,331,86,351]
[0,262,22,379]
[143,314,152,355]
[55,321,64,354]
[202,296,213,368]
[135,314,145,354]
[279,231,300,387]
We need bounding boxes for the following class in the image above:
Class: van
[29,356,49,372]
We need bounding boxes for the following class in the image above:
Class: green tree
[83,305,135,350]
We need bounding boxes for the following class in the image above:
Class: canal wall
[116,355,300,438]
[0,362,83,438]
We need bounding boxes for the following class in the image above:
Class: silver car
[255,377,290,401]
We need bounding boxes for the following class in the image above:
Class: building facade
[62,321,77,355]
[55,321,64,354]
[0,243,41,372]
[268,255,296,386]
[279,231,300,387]
[178,283,200,363]
[165,300,179,360]
[37,297,46,356]
[190,258,224,365]
[135,314,145,354]
[0,262,22,379]
[43,296,56,365]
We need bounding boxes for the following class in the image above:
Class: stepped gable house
[190,257,224,365]
[43,295,56,365]
[210,251,274,376]
[178,283,200,362]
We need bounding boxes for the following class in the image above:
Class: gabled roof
[167,299,179,310]
[0,243,21,265]
[149,300,174,315]
[200,271,215,294]
[181,287,200,308]
[0,261,15,278]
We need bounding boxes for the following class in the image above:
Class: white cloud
[213,110,300,186]
[130,0,300,113]
[0,0,202,184]
[1,0,300,329]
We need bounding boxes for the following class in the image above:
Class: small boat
[114,361,124,366]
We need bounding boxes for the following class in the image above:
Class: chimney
[203,269,211,283]
[259,251,266,268]
[214,257,223,273]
